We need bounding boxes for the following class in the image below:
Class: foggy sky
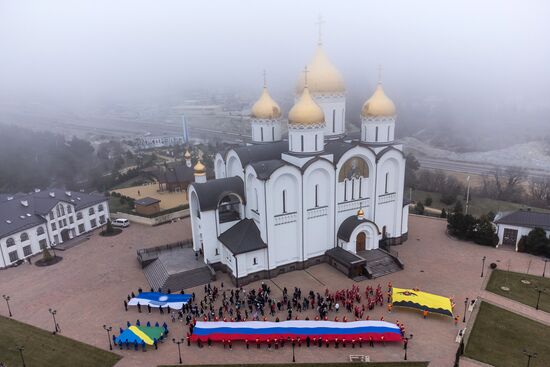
[1,0,550,112]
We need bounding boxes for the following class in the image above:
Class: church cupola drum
[250,73,283,143]
[288,71,326,154]
[360,78,396,145]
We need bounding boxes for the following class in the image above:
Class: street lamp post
[51,242,57,258]
[403,334,413,360]
[465,176,471,215]
[172,338,183,364]
[292,341,296,363]
[543,259,548,278]
[3,294,12,317]
[463,297,469,323]
[481,256,486,278]
[535,288,546,311]
[523,349,537,367]
[16,345,26,367]
[49,308,59,334]
[103,325,113,350]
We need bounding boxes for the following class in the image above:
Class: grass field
[161,364,429,367]
[409,189,545,218]
[0,316,121,367]
[486,269,550,313]
[464,302,550,367]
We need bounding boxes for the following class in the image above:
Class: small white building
[187,42,408,285]
[0,189,109,268]
[494,209,550,251]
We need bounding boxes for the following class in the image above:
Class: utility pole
[465,176,471,215]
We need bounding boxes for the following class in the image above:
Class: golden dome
[361,83,396,117]
[251,87,281,119]
[296,45,345,94]
[194,161,206,175]
[184,150,191,159]
[288,87,325,126]
[357,208,365,217]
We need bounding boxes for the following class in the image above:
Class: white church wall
[225,151,244,180]
[235,249,268,277]
[335,147,377,241]
[251,119,282,143]
[220,244,236,274]
[188,189,203,252]
[312,94,346,137]
[361,116,395,144]
[401,205,409,235]
[200,210,219,263]
[214,154,226,179]
[267,167,302,268]
[288,126,325,154]
[244,168,267,243]
[375,150,405,239]
[303,161,335,258]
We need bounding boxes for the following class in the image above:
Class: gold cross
[303,66,309,87]
[263,69,267,88]
[378,64,383,83]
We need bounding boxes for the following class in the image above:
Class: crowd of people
[121,280,416,350]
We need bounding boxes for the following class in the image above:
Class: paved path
[1,215,549,367]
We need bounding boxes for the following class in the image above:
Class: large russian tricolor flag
[191,320,402,342]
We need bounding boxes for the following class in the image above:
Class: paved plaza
[0,215,548,367]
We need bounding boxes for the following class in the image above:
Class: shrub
[453,200,464,214]
[440,208,447,218]
[441,193,457,205]
[490,263,497,269]
[415,202,425,215]
[425,197,433,206]
[522,228,550,257]
[42,248,52,261]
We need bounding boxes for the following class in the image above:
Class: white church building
[188,41,408,284]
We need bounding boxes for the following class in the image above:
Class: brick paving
[0,215,548,367]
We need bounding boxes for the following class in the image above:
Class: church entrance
[356,232,366,252]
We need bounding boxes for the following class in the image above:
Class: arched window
[89,207,95,215]
[37,227,45,236]
[76,212,83,220]
[218,194,242,223]
[98,204,104,212]
[67,205,72,213]
[300,135,304,152]
[20,232,29,242]
[260,127,264,142]
[59,205,65,216]
[314,184,319,207]
[282,190,287,213]
[6,238,15,247]
[375,126,379,142]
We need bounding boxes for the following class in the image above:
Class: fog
[1,0,550,139]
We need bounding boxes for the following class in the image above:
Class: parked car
[112,218,130,228]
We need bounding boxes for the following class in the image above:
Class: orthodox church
[188,39,408,285]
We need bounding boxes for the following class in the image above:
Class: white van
[112,218,130,228]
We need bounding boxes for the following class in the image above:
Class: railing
[378,192,396,204]
[274,212,297,226]
[137,239,193,266]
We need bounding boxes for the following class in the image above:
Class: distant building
[137,135,185,149]
[148,150,210,192]
[0,189,109,268]
[494,209,550,250]
[135,197,161,216]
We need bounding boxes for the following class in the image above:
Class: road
[417,157,550,180]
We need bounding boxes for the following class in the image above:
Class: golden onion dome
[184,150,191,159]
[251,87,281,119]
[288,87,325,126]
[296,45,345,94]
[361,83,396,117]
[194,161,206,175]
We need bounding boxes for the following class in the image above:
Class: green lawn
[410,189,547,218]
[486,269,550,313]
[161,364,428,367]
[0,316,121,367]
[464,302,550,367]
